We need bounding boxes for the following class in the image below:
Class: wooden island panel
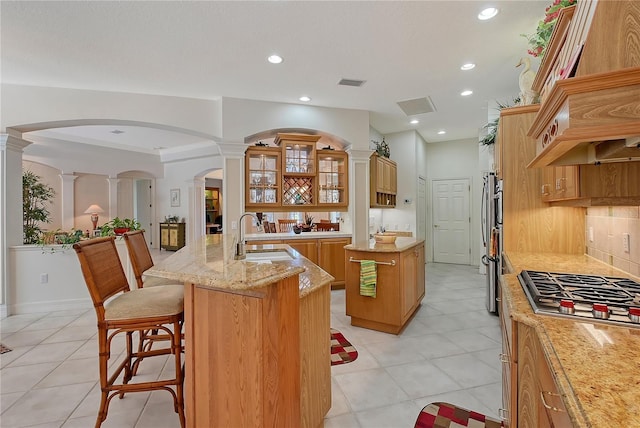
[344,239,425,334]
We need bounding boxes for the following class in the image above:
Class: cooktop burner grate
[518,270,640,328]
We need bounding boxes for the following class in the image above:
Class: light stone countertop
[344,237,424,253]
[244,231,352,240]
[147,234,333,297]
[502,252,640,428]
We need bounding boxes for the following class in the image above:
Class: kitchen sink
[244,251,294,262]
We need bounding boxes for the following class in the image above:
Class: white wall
[425,138,481,265]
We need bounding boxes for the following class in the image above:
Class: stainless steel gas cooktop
[518,270,640,328]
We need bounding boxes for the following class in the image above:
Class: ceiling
[1,1,545,153]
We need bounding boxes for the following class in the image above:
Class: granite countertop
[502,252,640,427]
[344,237,424,253]
[147,234,333,297]
[244,231,352,240]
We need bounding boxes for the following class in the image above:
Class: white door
[134,179,153,245]
[417,176,427,242]
[432,179,471,264]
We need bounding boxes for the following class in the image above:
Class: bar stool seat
[104,285,183,320]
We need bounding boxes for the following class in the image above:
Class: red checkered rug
[330,328,357,366]
[414,402,503,428]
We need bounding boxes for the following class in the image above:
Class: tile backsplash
[585,206,640,277]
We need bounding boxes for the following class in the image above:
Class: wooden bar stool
[278,218,297,232]
[123,230,180,288]
[73,237,185,428]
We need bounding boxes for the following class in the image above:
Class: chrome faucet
[234,213,263,260]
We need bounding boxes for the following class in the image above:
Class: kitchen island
[344,237,425,334]
[501,252,640,427]
[147,234,334,428]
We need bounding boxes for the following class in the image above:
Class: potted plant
[23,171,56,244]
[301,213,314,232]
[100,217,141,236]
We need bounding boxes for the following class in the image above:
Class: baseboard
[9,298,92,315]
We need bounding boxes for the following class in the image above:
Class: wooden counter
[344,238,425,334]
[148,234,333,428]
[501,252,640,427]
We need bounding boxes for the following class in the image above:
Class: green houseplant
[23,171,55,244]
[100,217,141,236]
[522,0,577,58]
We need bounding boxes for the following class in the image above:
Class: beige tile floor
[1,262,502,428]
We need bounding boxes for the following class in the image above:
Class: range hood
[528,67,640,168]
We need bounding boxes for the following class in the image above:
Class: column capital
[2,135,31,152]
[346,148,375,162]
[217,142,247,158]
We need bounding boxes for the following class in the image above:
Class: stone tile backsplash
[586,206,640,277]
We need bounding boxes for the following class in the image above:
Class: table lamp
[84,204,105,230]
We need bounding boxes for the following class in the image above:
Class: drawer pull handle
[540,391,565,412]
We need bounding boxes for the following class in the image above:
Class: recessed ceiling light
[460,90,473,96]
[437,130,446,135]
[299,96,311,102]
[409,119,419,124]
[267,54,283,64]
[460,63,476,71]
[478,7,499,20]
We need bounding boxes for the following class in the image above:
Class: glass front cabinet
[245,147,281,209]
[244,133,349,211]
[317,150,348,207]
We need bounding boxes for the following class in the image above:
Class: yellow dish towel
[359,260,377,298]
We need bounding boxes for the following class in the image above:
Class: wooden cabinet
[317,238,352,289]
[250,236,352,289]
[317,150,348,208]
[278,134,319,208]
[541,166,579,202]
[499,285,518,428]
[284,239,318,264]
[517,324,571,428]
[204,187,220,233]
[244,134,350,211]
[245,146,281,210]
[541,163,640,205]
[345,241,425,334]
[370,153,397,208]
[159,222,185,251]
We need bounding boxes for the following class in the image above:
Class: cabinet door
[317,151,348,208]
[284,239,318,264]
[169,226,179,247]
[376,158,385,193]
[317,238,351,287]
[245,147,281,209]
[518,324,541,428]
[415,244,425,301]
[160,224,169,247]
[400,247,417,320]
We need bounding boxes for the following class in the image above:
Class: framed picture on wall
[170,189,180,207]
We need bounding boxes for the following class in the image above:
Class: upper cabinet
[317,150,348,207]
[244,133,349,211]
[370,153,397,208]
[527,0,640,167]
[245,146,281,210]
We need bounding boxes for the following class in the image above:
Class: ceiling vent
[397,97,437,116]
[338,78,366,87]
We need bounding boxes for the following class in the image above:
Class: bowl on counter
[373,233,397,244]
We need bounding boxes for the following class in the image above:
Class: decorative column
[107,177,119,220]
[216,142,247,234]
[191,177,206,242]
[346,148,374,244]
[59,174,78,230]
[1,134,31,317]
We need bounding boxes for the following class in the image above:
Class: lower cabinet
[344,242,425,334]
[248,237,351,289]
[159,222,186,251]
[517,324,572,428]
